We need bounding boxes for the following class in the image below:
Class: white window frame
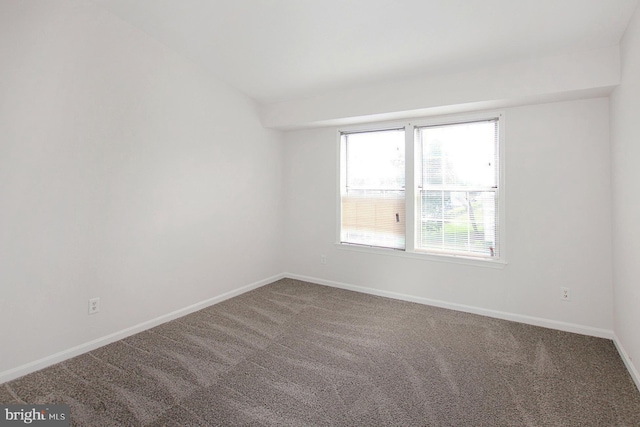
[336,112,506,269]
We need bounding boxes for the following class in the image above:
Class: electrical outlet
[320,254,327,265]
[88,297,100,314]
[560,287,570,301]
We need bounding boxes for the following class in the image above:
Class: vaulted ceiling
[93,0,639,104]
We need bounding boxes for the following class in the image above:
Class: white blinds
[415,119,499,258]
[340,129,406,249]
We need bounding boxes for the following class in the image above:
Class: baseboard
[0,273,285,385]
[2,272,621,387]
[613,335,640,393]
[285,273,614,339]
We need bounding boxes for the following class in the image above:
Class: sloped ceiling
[93,0,638,104]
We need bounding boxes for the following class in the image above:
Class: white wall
[611,3,640,385]
[283,98,613,334]
[0,0,283,376]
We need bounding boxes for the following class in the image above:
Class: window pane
[419,190,497,256]
[345,130,405,190]
[420,121,497,189]
[341,190,405,249]
[420,190,442,245]
[341,129,405,250]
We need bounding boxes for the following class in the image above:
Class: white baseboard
[613,335,640,393]
[3,272,627,389]
[303,270,638,391]
[0,273,284,385]
[284,273,614,339]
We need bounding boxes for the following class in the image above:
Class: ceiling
[92,0,639,104]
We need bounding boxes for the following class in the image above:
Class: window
[339,113,504,262]
[340,128,406,249]
[416,119,499,258]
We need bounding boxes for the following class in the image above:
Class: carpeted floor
[2,278,640,426]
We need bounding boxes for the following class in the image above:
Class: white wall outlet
[88,297,100,314]
[320,254,327,265]
[560,287,571,301]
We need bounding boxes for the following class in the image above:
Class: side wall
[611,3,640,388]
[0,0,284,377]
[284,98,613,335]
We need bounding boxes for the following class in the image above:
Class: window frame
[336,112,506,269]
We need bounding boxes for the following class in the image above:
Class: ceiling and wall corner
[261,46,621,129]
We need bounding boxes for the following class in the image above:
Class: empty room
[1,0,640,425]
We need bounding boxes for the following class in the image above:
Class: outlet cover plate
[89,297,100,314]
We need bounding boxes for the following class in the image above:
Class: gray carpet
[2,278,640,426]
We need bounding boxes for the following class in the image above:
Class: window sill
[334,243,507,269]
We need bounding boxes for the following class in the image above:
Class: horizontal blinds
[341,129,405,250]
[416,119,499,258]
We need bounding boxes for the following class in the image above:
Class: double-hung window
[416,119,500,258]
[339,113,504,263]
[340,128,406,250]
